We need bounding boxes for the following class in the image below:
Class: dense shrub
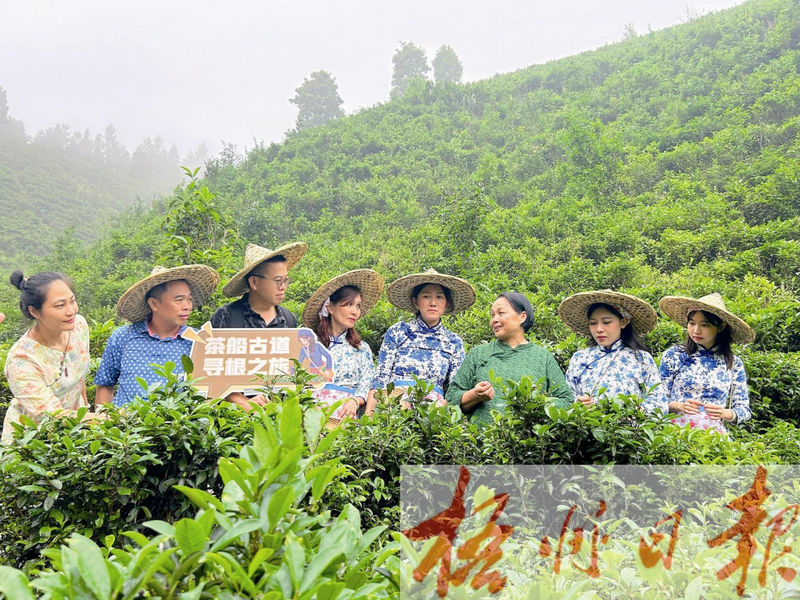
[0,366,255,572]
[0,395,399,599]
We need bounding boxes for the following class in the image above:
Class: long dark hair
[298,328,317,354]
[683,310,734,369]
[10,270,76,321]
[315,285,363,350]
[587,303,650,358]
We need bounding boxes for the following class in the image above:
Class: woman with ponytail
[2,270,101,443]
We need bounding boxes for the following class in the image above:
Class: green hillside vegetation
[0,87,205,268]
[3,0,800,589]
[1,0,799,421]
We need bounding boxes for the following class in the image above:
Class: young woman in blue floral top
[365,269,476,415]
[658,293,754,434]
[302,269,384,422]
[559,290,667,413]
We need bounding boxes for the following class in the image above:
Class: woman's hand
[670,398,703,415]
[364,390,377,417]
[472,381,494,403]
[705,404,734,421]
[341,397,359,417]
[576,394,594,407]
[0,313,5,324]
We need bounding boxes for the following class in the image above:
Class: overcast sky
[1,0,747,156]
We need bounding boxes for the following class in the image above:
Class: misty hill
[0,88,205,266]
[201,0,798,301]
[0,0,798,428]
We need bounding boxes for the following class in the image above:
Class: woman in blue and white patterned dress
[302,269,384,422]
[559,290,667,413]
[658,293,754,434]
[365,269,476,415]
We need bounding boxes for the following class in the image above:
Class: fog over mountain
[1,0,744,155]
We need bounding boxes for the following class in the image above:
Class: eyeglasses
[251,275,292,288]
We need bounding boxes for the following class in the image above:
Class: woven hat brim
[558,291,658,337]
[117,265,220,323]
[222,242,307,298]
[659,296,755,345]
[386,273,476,314]
[301,269,385,330]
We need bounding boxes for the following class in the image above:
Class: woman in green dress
[446,292,573,424]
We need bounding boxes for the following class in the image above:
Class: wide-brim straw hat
[117,265,220,323]
[659,293,755,345]
[302,269,384,330]
[386,269,476,315]
[559,290,658,337]
[222,242,307,298]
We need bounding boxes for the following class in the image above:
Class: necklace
[29,325,71,385]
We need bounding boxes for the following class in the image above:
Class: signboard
[185,323,333,399]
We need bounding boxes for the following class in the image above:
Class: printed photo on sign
[186,323,332,399]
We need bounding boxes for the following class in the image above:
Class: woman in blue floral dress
[365,269,476,415]
[302,269,384,422]
[560,290,667,413]
[658,293,754,434]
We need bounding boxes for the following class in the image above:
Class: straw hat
[386,269,476,314]
[117,265,220,323]
[302,269,384,330]
[222,242,307,298]
[559,290,658,337]
[659,293,755,345]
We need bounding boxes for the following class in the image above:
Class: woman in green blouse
[446,292,573,424]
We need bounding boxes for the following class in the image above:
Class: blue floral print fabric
[565,339,668,413]
[659,344,751,433]
[371,317,465,404]
[312,332,375,418]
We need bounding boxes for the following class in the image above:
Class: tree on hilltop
[433,45,463,84]
[289,70,345,131]
[391,41,430,97]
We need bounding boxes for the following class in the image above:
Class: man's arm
[95,386,115,406]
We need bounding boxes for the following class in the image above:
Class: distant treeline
[0,87,207,264]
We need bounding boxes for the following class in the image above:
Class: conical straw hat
[302,269,384,330]
[558,290,658,337]
[117,265,220,323]
[222,242,307,298]
[659,293,755,345]
[386,269,476,314]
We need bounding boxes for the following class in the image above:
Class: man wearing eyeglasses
[210,242,307,410]
[211,242,307,329]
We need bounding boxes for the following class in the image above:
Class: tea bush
[0,395,399,599]
[0,366,255,572]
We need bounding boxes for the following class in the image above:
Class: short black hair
[247,256,288,289]
[145,279,188,303]
[498,291,534,332]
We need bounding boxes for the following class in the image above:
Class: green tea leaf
[0,567,35,600]
[174,518,207,555]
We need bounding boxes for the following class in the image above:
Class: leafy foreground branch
[0,396,400,599]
